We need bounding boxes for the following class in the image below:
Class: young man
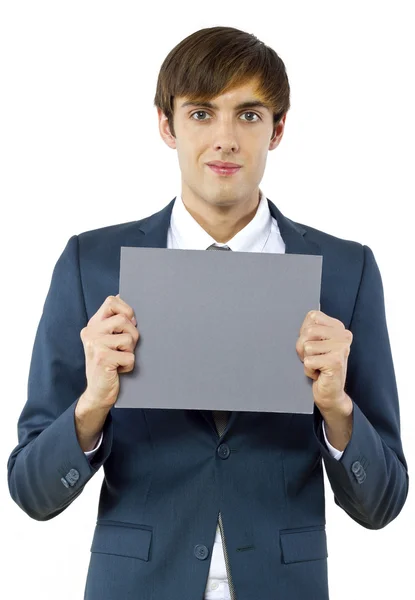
[7,26,408,600]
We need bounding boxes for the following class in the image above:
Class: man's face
[157,79,286,209]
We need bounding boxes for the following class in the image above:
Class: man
[7,26,409,600]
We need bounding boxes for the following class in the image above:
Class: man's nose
[211,121,239,152]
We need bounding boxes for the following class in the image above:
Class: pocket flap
[280,527,327,564]
[91,521,152,561]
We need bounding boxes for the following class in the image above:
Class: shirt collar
[170,189,272,252]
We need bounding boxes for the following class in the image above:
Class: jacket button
[217,444,231,460]
[65,468,80,487]
[194,545,209,560]
[351,461,366,483]
[357,470,367,484]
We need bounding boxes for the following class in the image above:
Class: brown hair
[154,26,291,139]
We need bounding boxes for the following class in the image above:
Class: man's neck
[181,190,261,244]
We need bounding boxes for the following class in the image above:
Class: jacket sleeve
[7,235,113,521]
[313,244,409,529]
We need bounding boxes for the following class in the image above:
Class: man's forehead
[176,84,271,112]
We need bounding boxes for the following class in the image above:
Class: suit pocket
[280,525,327,564]
[91,520,152,561]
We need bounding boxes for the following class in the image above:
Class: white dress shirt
[84,189,344,600]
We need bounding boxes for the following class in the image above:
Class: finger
[96,333,138,353]
[304,352,343,373]
[300,310,343,336]
[103,347,135,370]
[303,339,333,356]
[116,295,137,325]
[301,324,333,342]
[305,339,350,359]
[299,319,335,338]
[116,293,130,306]
[304,363,319,380]
[296,325,332,361]
[99,313,140,339]
[92,295,136,325]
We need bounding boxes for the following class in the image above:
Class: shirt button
[211,581,219,590]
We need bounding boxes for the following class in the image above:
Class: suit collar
[138,196,315,256]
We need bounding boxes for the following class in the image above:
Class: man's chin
[205,188,241,204]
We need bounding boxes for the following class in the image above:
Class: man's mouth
[207,164,241,176]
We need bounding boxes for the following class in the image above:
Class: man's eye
[190,111,260,122]
[192,111,209,121]
[241,112,260,122]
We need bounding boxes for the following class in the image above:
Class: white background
[1,1,414,598]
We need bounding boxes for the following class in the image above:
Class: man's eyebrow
[180,99,271,111]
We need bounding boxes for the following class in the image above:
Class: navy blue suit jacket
[8,197,409,599]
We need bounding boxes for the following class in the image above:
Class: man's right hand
[80,293,139,409]
[75,294,140,451]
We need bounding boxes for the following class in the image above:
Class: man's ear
[269,113,287,150]
[157,108,176,149]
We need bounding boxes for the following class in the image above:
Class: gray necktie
[206,243,236,600]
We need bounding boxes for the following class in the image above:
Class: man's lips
[207,164,241,175]
[207,161,241,168]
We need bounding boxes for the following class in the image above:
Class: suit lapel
[137,196,322,435]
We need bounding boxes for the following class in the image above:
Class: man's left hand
[296,310,353,418]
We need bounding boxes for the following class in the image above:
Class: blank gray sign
[115,247,322,413]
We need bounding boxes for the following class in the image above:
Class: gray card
[115,247,322,413]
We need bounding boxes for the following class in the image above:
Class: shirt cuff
[322,421,344,460]
[84,431,104,459]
